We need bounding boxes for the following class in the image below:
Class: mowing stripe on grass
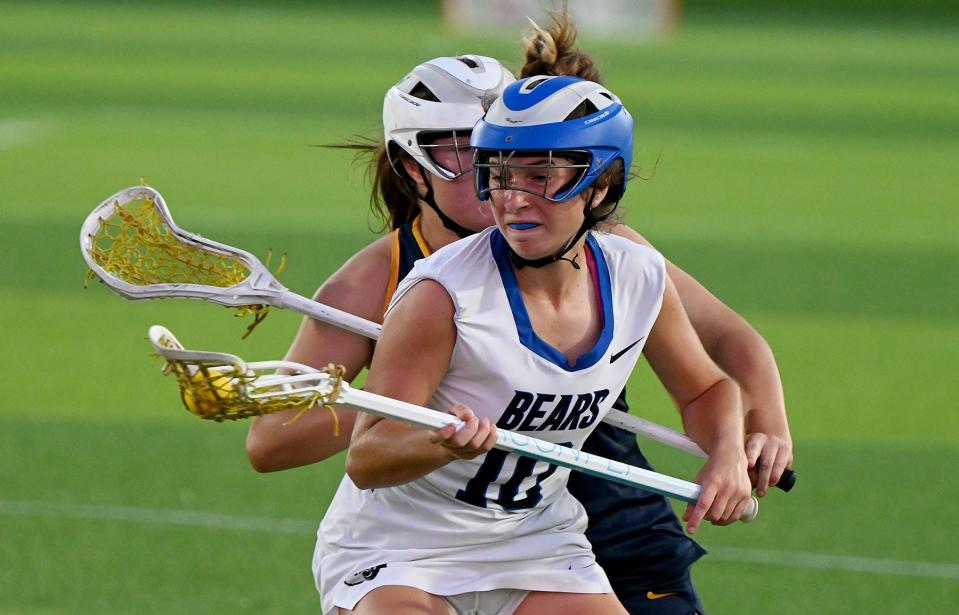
[0,120,44,150]
[4,499,958,580]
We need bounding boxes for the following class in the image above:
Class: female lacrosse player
[247,16,792,615]
[316,74,754,615]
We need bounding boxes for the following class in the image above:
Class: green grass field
[1,1,957,613]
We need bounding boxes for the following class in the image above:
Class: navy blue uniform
[382,216,430,314]
[388,218,706,614]
[568,390,706,614]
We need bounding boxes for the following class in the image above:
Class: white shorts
[445,588,529,615]
[316,477,612,614]
[315,546,610,615]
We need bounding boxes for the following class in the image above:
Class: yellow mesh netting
[164,356,343,429]
[84,193,285,337]
[282,364,344,436]
[87,195,251,287]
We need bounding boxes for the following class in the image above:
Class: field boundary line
[4,499,958,580]
[0,499,314,534]
[707,546,959,580]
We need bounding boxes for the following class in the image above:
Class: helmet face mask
[473,149,592,203]
[417,130,475,180]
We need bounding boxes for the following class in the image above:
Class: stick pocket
[148,325,344,425]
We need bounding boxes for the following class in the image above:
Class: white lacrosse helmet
[383,55,516,181]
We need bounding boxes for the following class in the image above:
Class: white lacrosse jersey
[315,227,666,614]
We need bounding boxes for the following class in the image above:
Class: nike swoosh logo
[610,337,645,363]
[646,591,677,600]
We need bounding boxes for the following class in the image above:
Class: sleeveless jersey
[386,218,705,586]
[314,228,666,613]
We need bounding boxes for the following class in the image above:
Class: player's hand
[745,432,793,497]
[683,447,752,534]
[429,404,498,460]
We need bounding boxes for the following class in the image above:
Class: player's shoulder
[388,276,453,316]
[332,234,393,282]
[394,230,497,317]
[591,231,666,305]
[413,228,496,278]
[591,230,665,269]
[314,234,393,321]
[432,228,495,260]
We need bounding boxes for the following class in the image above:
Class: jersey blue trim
[490,230,614,372]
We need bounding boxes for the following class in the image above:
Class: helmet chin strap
[507,220,589,271]
[507,189,609,272]
[420,172,476,239]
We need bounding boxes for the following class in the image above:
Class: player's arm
[610,223,792,495]
[643,277,752,534]
[346,280,496,489]
[664,253,792,495]
[245,237,392,472]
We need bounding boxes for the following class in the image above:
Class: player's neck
[418,204,469,252]
[512,241,590,304]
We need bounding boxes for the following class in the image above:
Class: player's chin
[512,239,570,265]
[504,241,546,260]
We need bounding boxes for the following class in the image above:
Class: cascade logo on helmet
[584,110,611,125]
[397,93,421,107]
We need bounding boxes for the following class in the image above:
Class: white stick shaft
[600,411,706,457]
[337,385,758,521]
[339,386,701,503]
[277,291,381,339]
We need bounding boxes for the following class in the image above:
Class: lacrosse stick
[602,411,795,491]
[148,324,759,522]
[82,185,793,491]
[79,185,378,339]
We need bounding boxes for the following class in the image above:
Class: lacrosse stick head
[148,325,346,423]
[81,186,287,331]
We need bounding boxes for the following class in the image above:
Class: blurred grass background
[1,0,957,612]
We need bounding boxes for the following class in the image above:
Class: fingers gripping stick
[82,185,796,493]
[149,325,758,523]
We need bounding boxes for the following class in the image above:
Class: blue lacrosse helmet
[471,76,633,205]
